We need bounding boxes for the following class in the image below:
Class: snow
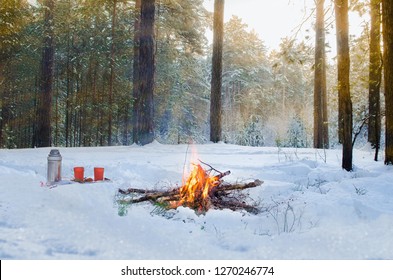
[1,142,393,260]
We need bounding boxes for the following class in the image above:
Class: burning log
[117,162,263,214]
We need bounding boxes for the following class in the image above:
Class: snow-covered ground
[1,142,393,259]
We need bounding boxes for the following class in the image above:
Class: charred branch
[117,178,263,214]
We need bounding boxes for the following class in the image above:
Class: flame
[177,148,220,211]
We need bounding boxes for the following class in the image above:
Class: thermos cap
[48,149,62,160]
[49,149,60,156]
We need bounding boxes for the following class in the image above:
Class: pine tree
[382,0,393,164]
[108,0,117,146]
[210,0,224,143]
[35,0,55,147]
[132,0,141,144]
[368,0,382,161]
[0,0,29,147]
[134,0,155,145]
[335,0,353,171]
[314,0,329,149]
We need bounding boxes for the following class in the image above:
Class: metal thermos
[47,149,62,184]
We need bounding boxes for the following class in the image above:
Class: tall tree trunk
[369,0,382,161]
[210,0,224,143]
[0,67,12,148]
[134,0,155,145]
[64,0,73,147]
[314,0,329,149]
[54,72,59,146]
[0,0,25,147]
[0,63,5,147]
[335,0,353,171]
[35,0,55,147]
[31,76,39,147]
[108,0,117,146]
[383,0,393,164]
[132,0,141,144]
[65,40,71,147]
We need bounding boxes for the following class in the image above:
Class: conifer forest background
[1,0,393,169]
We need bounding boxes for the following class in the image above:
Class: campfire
[117,155,263,214]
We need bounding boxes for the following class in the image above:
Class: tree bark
[383,0,393,164]
[108,0,117,146]
[314,0,329,149]
[335,0,353,171]
[0,0,26,147]
[0,67,12,148]
[134,0,155,145]
[210,0,225,143]
[0,62,5,147]
[64,0,73,147]
[0,64,7,145]
[35,0,55,147]
[132,0,141,144]
[368,0,382,161]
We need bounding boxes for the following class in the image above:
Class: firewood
[211,198,260,214]
[118,169,231,196]
[118,187,162,195]
[116,162,263,214]
[117,179,263,213]
[118,188,179,204]
[213,179,263,193]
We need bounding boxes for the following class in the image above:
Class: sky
[26,0,367,53]
[203,0,367,52]
[203,0,315,50]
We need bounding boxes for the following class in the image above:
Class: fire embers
[117,160,262,215]
[177,164,221,212]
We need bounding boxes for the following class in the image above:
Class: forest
[1,0,393,170]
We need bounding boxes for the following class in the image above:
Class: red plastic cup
[94,167,104,181]
[74,167,84,181]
